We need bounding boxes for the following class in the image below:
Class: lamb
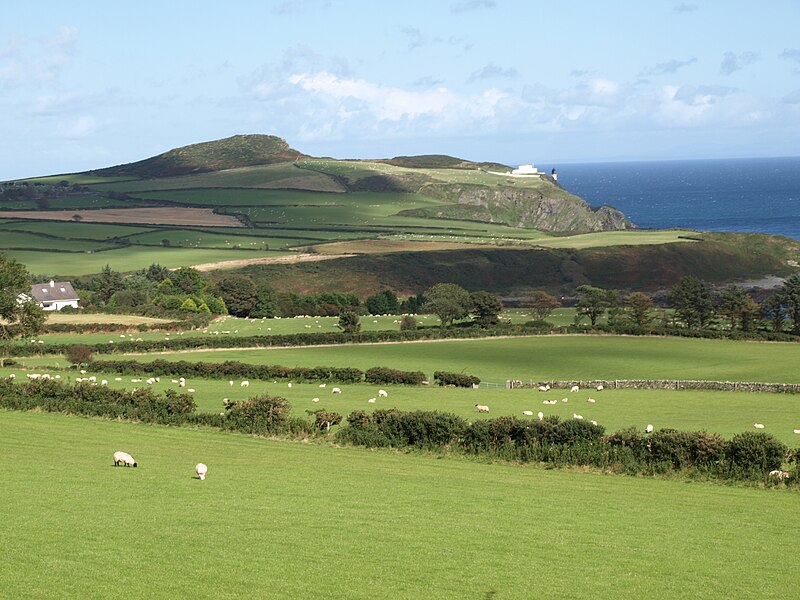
[522,410,534,416]
[587,398,596,403]
[573,413,584,420]
[596,384,604,391]
[570,385,580,393]
[537,412,544,420]
[101,379,108,386]
[368,398,376,403]
[475,404,490,413]
[196,463,208,481]
[287,382,293,388]
[319,383,327,388]
[113,451,137,467]
[187,388,195,393]
[229,380,234,386]
[312,397,320,403]
[331,387,342,394]
[378,389,388,397]
[754,423,765,429]
[240,380,249,387]
[645,424,654,433]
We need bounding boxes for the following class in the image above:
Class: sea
[539,156,800,241]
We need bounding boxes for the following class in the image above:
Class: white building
[511,164,539,176]
[29,281,80,311]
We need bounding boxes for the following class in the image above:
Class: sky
[2,0,799,179]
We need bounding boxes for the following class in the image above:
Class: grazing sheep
[113,451,137,468]
[88,376,97,383]
[794,429,800,434]
[754,423,765,429]
[229,380,234,386]
[331,387,342,394]
[522,410,534,416]
[101,379,108,386]
[114,377,121,381]
[319,383,327,388]
[8,374,15,379]
[475,404,490,413]
[587,398,596,403]
[560,398,568,403]
[645,424,654,433]
[196,463,208,481]
[537,412,544,421]
[590,420,598,426]
[171,379,179,384]
[287,382,293,388]
[570,385,580,393]
[596,384,604,391]
[769,470,790,481]
[312,397,320,403]
[537,385,550,392]
[187,388,195,393]
[240,380,249,387]
[131,378,141,383]
[573,413,584,420]
[378,389,388,397]
[368,398,376,404]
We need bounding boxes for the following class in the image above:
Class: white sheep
[312,397,320,403]
[538,385,549,392]
[113,451,137,468]
[319,383,327,388]
[596,384,604,391]
[754,423,765,429]
[331,387,342,394]
[368,398,376,404]
[8,374,15,379]
[195,463,208,481]
[378,389,388,397]
[794,429,800,434]
[114,377,122,381]
[229,380,234,386]
[475,404,490,413]
[240,380,249,387]
[573,413,583,420]
[537,412,544,420]
[590,420,598,426]
[570,385,580,393]
[645,424,654,433]
[587,397,596,403]
[522,410,534,416]
[187,388,195,393]
[769,470,790,481]
[560,398,568,403]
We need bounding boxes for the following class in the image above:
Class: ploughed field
[1,410,797,599]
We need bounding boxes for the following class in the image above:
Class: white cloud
[450,0,497,13]
[59,115,98,138]
[720,51,758,76]
[289,71,507,122]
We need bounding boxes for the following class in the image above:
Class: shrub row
[43,320,190,334]
[337,410,796,480]
[364,366,426,385]
[434,371,481,387]
[89,359,363,383]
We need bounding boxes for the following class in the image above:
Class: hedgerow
[364,366,426,385]
[433,371,480,387]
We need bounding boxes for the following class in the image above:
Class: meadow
[1,410,796,599]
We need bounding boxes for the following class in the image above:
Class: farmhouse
[29,280,79,311]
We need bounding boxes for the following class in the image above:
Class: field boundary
[506,378,800,394]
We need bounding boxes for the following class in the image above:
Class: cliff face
[400,182,634,233]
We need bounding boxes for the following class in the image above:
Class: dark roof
[29,281,79,302]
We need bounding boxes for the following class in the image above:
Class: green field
[1,410,796,599]
[108,335,800,386]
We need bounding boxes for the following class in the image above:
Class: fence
[505,379,800,394]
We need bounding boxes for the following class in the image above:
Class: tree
[0,253,46,345]
[143,263,171,283]
[216,275,257,317]
[66,344,93,367]
[667,276,716,329]
[762,293,786,333]
[470,290,503,328]
[250,283,278,318]
[180,297,198,312]
[623,292,654,329]
[365,290,399,315]
[421,283,472,327]
[92,264,125,303]
[338,310,361,333]
[171,267,209,295]
[399,315,417,331]
[719,285,760,331]
[575,285,616,327]
[780,274,800,334]
[520,291,560,322]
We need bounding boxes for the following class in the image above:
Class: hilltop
[94,134,306,178]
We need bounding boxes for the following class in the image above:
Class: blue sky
[2,0,799,179]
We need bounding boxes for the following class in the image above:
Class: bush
[648,429,727,469]
[364,366,426,385]
[65,344,93,366]
[307,409,343,432]
[337,409,467,450]
[221,394,292,435]
[726,431,787,474]
[399,315,418,331]
[433,371,480,388]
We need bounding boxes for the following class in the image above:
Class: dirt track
[191,252,356,271]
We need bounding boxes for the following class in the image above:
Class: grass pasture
[1,410,797,599]
[119,335,800,387]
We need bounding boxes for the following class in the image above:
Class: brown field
[0,208,243,227]
[311,239,500,254]
[191,252,356,272]
[45,313,172,325]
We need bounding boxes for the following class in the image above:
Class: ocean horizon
[535,156,800,241]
